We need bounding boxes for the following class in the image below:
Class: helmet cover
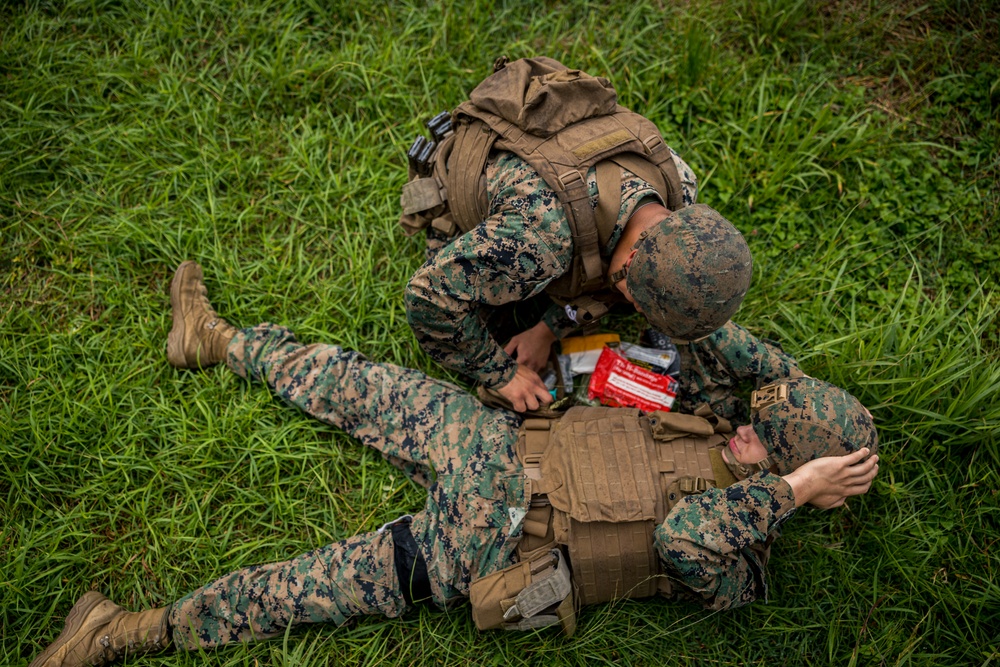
[751,377,877,475]
[625,204,752,340]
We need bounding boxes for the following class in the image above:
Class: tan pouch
[469,550,574,635]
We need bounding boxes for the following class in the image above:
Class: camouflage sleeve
[671,149,698,207]
[675,321,805,420]
[404,154,575,389]
[700,321,804,384]
[540,302,580,340]
[654,471,797,610]
[708,322,802,385]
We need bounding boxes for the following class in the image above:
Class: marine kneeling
[29,261,879,666]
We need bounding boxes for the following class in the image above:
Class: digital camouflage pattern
[648,323,808,610]
[405,149,697,389]
[626,205,752,341]
[673,320,805,423]
[168,324,526,648]
[164,321,812,648]
[751,376,878,475]
[654,471,796,609]
[169,531,400,649]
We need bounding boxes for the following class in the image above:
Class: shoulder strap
[594,160,622,251]
[609,153,668,204]
[709,448,738,488]
[634,132,684,210]
[598,110,684,211]
[448,120,497,234]
[593,147,687,259]
[552,167,604,293]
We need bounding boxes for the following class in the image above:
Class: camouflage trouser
[168,324,526,650]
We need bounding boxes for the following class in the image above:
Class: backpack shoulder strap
[606,112,685,211]
[447,119,498,234]
[608,153,667,203]
[536,160,604,294]
[593,160,623,252]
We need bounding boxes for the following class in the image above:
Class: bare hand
[503,322,557,373]
[783,448,879,509]
[496,364,553,412]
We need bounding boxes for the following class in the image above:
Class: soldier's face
[724,424,769,465]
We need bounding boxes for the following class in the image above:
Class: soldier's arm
[653,471,796,610]
[404,205,573,390]
[696,321,805,385]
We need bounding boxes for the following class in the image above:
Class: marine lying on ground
[28,262,878,667]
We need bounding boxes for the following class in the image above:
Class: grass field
[2,0,999,665]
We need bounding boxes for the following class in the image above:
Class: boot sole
[166,261,198,368]
[29,591,107,667]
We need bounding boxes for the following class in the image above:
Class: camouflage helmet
[625,204,752,341]
[750,377,877,475]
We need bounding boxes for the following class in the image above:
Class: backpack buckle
[751,383,788,411]
[642,134,665,153]
[557,170,585,189]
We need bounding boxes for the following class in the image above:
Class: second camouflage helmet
[625,204,752,341]
[750,377,878,475]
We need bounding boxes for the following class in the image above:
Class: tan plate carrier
[400,56,685,307]
[470,405,737,635]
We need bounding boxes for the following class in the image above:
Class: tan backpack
[400,56,685,299]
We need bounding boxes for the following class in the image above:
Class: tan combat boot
[30,591,171,667]
[166,260,237,368]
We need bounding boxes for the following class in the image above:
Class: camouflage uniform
[655,473,796,609]
[648,320,803,609]
[166,320,797,649]
[168,324,526,648]
[405,150,698,390]
[673,320,805,423]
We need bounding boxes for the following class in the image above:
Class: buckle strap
[678,476,711,493]
[751,383,788,410]
[501,550,571,623]
[563,294,610,325]
[736,455,776,478]
[608,265,627,286]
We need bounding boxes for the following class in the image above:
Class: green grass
[2,0,998,665]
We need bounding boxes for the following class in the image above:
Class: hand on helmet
[784,448,879,510]
[503,321,557,373]
[496,364,553,412]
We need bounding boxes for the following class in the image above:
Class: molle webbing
[539,407,661,605]
[517,419,560,562]
[517,406,730,607]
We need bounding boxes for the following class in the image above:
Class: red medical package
[588,346,678,412]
